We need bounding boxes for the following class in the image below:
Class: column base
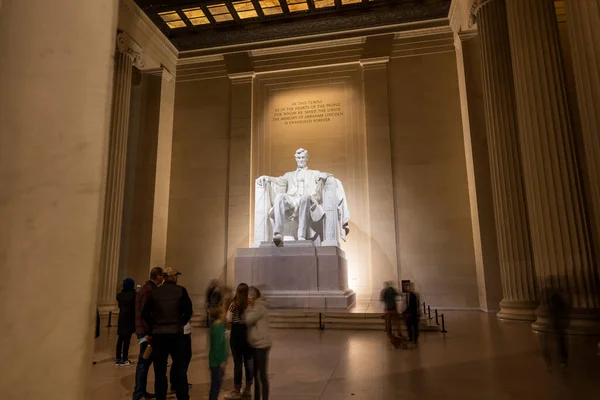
[497,300,538,322]
[532,308,600,335]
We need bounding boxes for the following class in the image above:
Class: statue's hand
[317,172,331,181]
[256,176,269,186]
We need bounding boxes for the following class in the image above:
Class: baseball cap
[163,267,182,276]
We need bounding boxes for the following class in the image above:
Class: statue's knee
[300,194,312,204]
[274,193,285,203]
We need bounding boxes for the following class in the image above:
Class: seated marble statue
[255,148,350,246]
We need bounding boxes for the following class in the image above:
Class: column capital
[228,71,256,83]
[469,0,498,27]
[359,56,389,69]
[116,31,145,69]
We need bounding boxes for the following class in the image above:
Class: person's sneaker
[121,360,134,366]
[224,391,242,400]
[241,388,252,397]
[115,359,122,366]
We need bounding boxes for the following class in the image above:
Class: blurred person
[540,276,569,369]
[132,267,164,400]
[206,279,222,327]
[93,308,100,365]
[245,287,271,400]
[404,283,420,344]
[380,281,402,339]
[116,278,137,365]
[143,267,193,400]
[224,283,253,399]
[209,306,228,400]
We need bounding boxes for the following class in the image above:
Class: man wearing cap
[142,267,193,400]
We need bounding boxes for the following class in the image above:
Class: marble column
[476,0,538,321]
[0,0,117,398]
[565,0,600,264]
[226,72,255,284]
[149,68,176,270]
[360,57,400,300]
[506,0,600,334]
[97,32,144,312]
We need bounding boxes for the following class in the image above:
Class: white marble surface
[254,148,350,247]
[235,244,355,309]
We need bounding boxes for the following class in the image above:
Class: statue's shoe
[273,233,283,246]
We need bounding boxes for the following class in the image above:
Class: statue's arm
[256,174,287,187]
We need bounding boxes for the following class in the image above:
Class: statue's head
[295,148,308,168]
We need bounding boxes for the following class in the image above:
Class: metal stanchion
[422,302,426,315]
[427,305,431,319]
[319,313,325,330]
[106,311,113,328]
[435,309,439,325]
[441,314,448,333]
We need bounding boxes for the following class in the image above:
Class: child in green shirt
[209,306,228,400]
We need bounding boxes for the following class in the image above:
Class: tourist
[142,267,193,400]
[93,308,100,365]
[224,283,253,399]
[116,278,137,365]
[206,279,222,327]
[245,287,271,400]
[209,306,228,400]
[132,267,164,400]
[380,281,401,339]
[405,283,420,344]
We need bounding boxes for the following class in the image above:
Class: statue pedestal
[234,241,356,309]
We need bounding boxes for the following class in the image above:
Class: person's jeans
[231,343,253,389]
[132,336,152,399]
[406,315,419,342]
[170,334,192,391]
[153,334,189,400]
[116,333,132,361]
[209,366,224,400]
[253,347,270,400]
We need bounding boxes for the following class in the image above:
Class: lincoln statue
[255,148,350,246]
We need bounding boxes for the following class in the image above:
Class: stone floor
[91,311,600,399]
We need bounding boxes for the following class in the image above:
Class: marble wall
[388,51,480,309]
[166,78,231,305]
[169,26,484,309]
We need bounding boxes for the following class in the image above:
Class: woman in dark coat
[116,278,136,365]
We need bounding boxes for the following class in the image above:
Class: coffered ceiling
[134,0,453,51]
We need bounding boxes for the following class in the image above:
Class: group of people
[114,268,272,400]
[206,282,272,400]
[114,267,193,400]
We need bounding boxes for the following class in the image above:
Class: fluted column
[506,0,600,334]
[0,0,117,397]
[565,0,600,263]
[475,0,538,321]
[97,32,144,312]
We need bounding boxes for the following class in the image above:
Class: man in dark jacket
[143,267,193,400]
[132,267,164,400]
